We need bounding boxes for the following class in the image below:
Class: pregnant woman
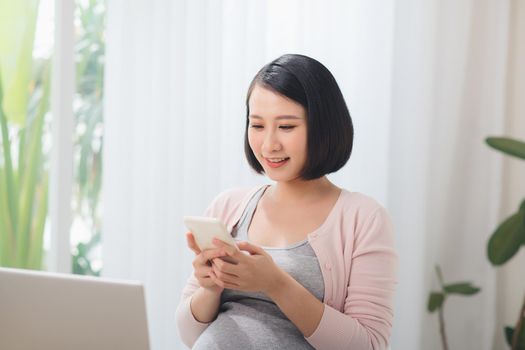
[176,54,398,350]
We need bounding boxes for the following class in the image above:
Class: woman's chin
[263,171,299,183]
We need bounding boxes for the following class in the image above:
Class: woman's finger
[209,269,239,289]
[211,264,239,285]
[212,238,246,263]
[200,248,227,264]
[186,232,201,254]
[194,265,212,278]
[211,257,240,277]
[236,241,265,256]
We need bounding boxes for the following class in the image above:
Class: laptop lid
[0,267,150,350]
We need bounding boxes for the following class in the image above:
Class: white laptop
[0,267,150,350]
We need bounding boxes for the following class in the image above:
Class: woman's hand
[208,238,285,294]
[186,232,228,295]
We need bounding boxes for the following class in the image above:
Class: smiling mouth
[264,157,290,168]
[266,157,289,163]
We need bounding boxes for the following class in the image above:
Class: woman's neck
[267,176,339,205]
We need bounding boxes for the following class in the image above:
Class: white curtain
[102,1,524,349]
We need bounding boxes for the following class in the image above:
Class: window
[0,0,106,275]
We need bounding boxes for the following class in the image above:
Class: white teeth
[268,158,288,163]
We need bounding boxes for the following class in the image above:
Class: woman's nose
[261,130,282,153]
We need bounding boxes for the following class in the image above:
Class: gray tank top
[192,186,325,350]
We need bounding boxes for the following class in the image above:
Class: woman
[176,54,397,350]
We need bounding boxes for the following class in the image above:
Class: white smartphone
[183,216,239,263]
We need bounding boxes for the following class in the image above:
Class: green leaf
[506,326,514,347]
[0,0,40,126]
[0,68,19,239]
[443,282,480,295]
[507,320,525,350]
[519,199,525,214]
[27,171,48,269]
[516,318,525,350]
[72,232,102,276]
[427,292,445,312]
[17,128,26,189]
[486,137,525,160]
[488,212,525,265]
[0,165,15,265]
[16,63,50,267]
[521,200,525,246]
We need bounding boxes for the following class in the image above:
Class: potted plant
[486,137,525,349]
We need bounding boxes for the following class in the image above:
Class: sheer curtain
[102,1,524,349]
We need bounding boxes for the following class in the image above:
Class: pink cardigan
[176,185,398,350]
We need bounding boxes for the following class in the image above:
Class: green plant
[427,265,481,350]
[0,0,50,270]
[486,136,525,350]
[70,0,105,276]
[72,231,101,275]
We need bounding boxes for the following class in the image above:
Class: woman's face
[247,85,308,183]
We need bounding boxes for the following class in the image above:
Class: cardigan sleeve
[305,207,398,350]
[175,274,212,348]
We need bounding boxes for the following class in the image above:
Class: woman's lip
[264,157,289,168]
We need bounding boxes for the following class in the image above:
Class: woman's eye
[249,124,296,130]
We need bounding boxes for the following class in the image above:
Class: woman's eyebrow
[248,115,303,120]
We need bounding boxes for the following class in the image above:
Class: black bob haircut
[244,54,354,180]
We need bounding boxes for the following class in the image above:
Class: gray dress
[192,186,325,350]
